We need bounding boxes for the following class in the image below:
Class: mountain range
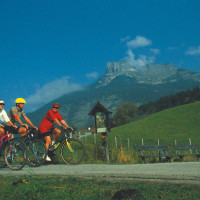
[28,62,200,129]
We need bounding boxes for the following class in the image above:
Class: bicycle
[47,127,85,165]
[24,127,47,167]
[0,132,8,168]
[0,128,27,170]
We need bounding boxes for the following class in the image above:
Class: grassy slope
[0,176,200,200]
[108,101,200,152]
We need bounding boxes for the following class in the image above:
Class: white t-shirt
[0,109,10,123]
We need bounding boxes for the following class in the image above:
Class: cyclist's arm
[54,118,62,127]
[54,119,69,129]
[7,120,17,128]
[13,114,28,128]
[60,120,70,129]
[24,116,38,130]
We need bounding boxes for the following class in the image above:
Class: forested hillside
[138,86,200,115]
[113,86,200,126]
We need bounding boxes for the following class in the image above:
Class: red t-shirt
[39,109,63,134]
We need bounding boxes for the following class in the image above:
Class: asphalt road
[1,162,200,185]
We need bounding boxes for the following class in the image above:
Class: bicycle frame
[0,132,11,154]
[49,129,73,152]
[46,127,85,165]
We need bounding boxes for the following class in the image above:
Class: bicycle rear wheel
[0,152,6,168]
[4,139,27,170]
[26,139,47,167]
[61,138,85,165]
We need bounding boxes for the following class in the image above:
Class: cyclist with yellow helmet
[6,98,38,136]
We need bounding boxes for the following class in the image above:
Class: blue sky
[1,0,200,113]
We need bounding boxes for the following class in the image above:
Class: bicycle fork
[66,139,74,153]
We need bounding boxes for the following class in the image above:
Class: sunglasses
[53,106,59,109]
[0,103,5,106]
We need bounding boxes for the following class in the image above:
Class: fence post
[189,138,192,145]
[189,138,192,154]
[142,138,144,145]
[128,138,130,150]
[175,139,177,154]
[115,137,118,149]
[158,139,160,145]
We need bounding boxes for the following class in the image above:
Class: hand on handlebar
[33,126,38,131]
[67,127,73,131]
[61,126,67,130]
[22,124,28,129]
[61,126,73,131]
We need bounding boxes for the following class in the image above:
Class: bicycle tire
[26,139,47,167]
[4,139,27,170]
[0,152,6,168]
[61,138,85,165]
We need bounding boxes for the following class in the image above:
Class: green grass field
[109,101,200,146]
[0,176,200,200]
[1,102,200,199]
[83,101,200,163]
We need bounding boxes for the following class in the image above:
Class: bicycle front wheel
[61,138,85,165]
[26,139,47,167]
[4,139,27,170]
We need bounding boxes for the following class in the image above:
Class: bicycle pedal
[50,143,60,150]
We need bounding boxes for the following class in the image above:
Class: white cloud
[25,76,83,112]
[127,35,152,49]
[123,49,155,69]
[86,71,99,79]
[185,45,200,55]
[150,48,160,55]
[120,35,131,42]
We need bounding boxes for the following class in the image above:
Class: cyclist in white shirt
[0,100,17,138]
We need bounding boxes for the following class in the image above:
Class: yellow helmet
[15,98,26,104]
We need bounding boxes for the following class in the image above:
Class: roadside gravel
[1,162,200,185]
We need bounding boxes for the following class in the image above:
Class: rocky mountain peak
[29,61,200,129]
[106,62,136,74]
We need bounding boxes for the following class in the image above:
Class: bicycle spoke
[61,139,85,165]
[4,139,27,170]
[26,139,47,167]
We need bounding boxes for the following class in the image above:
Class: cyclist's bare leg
[52,128,61,143]
[44,135,51,150]
[0,127,4,137]
[18,127,27,137]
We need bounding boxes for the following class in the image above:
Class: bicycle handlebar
[61,126,73,131]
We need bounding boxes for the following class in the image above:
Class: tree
[113,102,138,126]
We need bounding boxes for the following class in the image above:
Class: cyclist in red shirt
[39,103,71,161]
